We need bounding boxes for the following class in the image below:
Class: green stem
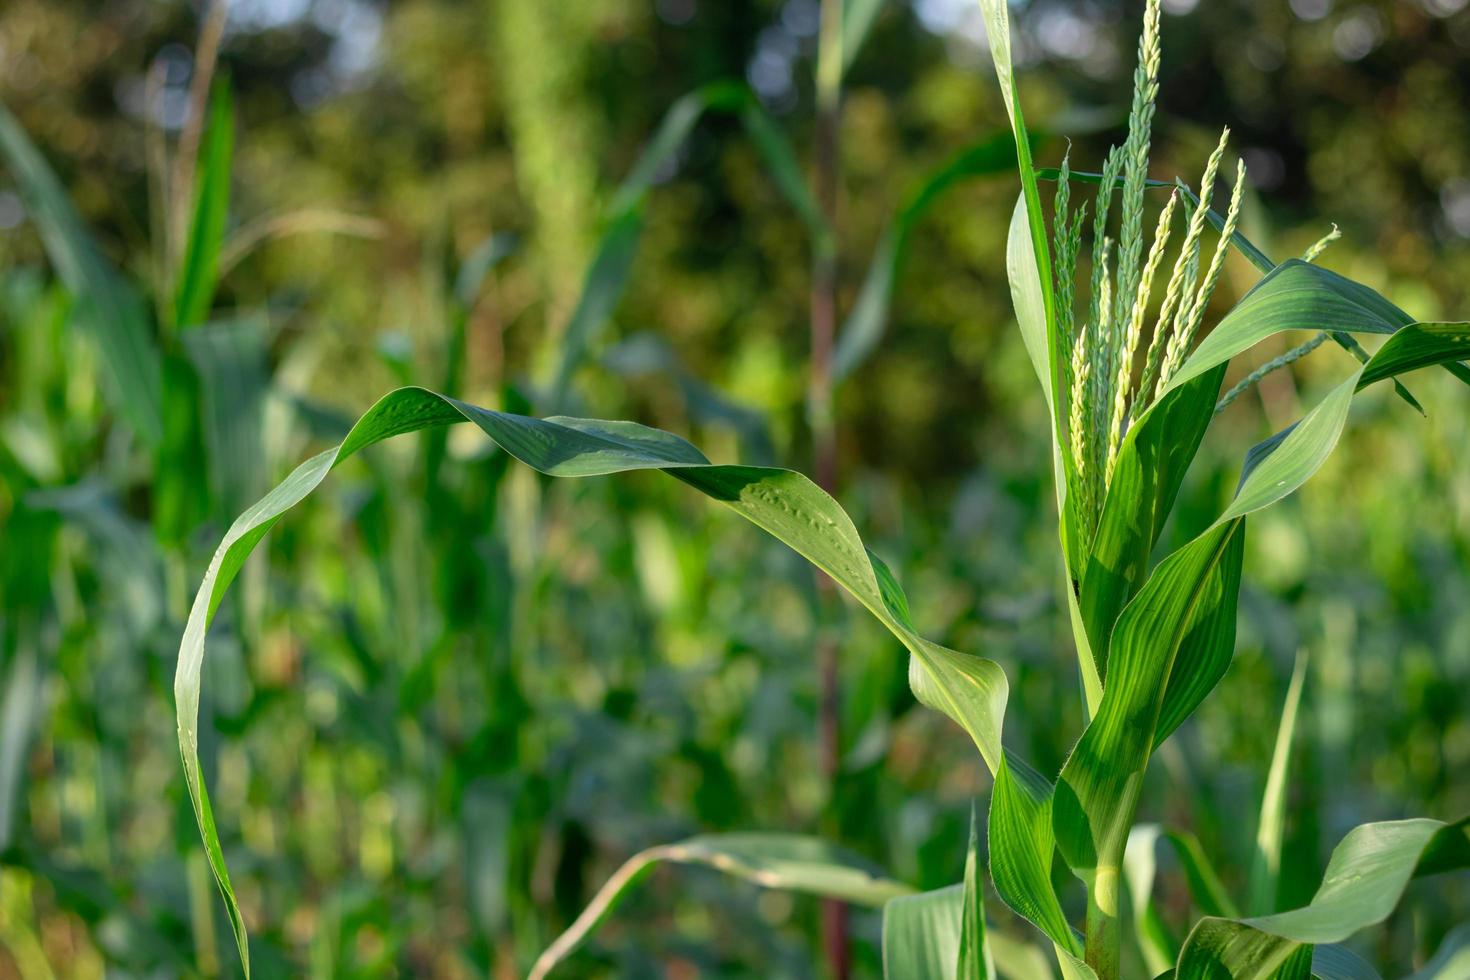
[1085,866,1121,980]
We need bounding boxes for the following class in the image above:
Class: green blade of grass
[1247,651,1309,916]
[173,386,1014,975]
[173,80,233,330]
[883,883,1063,980]
[0,102,163,443]
[547,207,644,409]
[1174,817,1470,979]
[530,833,912,979]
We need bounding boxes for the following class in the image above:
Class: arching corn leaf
[1174,817,1470,979]
[1354,321,1470,389]
[842,0,885,74]
[529,833,911,980]
[551,81,825,406]
[173,386,1011,975]
[1168,260,1411,393]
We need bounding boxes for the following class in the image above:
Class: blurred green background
[1,0,1468,976]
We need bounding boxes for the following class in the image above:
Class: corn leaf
[1354,321,1470,389]
[832,132,1018,381]
[1054,520,1246,875]
[1408,923,1470,979]
[173,386,1013,974]
[1247,651,1308,916]
[547,207,643,408]
[606,81,826,242]
[1076,364,1226,677]
[989,750,1084,964]
[530,833,911,980]
[842,0,885,74]
[173,81,233,330]
[960,803,995,980]
[1310,944,1382,980]
[1174,817,1470,979]
[1168,261,1411,393]
[885,885,965,979]
[0,102,162,443]
[1224,320,1470,525]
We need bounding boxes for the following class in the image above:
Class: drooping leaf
[173,386,1014,974]
[1168,260,1410,393]
[1175,817,1470,979]
[530,833,911,980]
[606,81,826,243]
[550,81,828,406]
[0,102,163,443]
[1248,651,1308,916]
[1354,321,1470,389]
[173,80,234,330]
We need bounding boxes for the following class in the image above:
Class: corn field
[2,0,1470,978]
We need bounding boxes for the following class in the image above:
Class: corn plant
[164,2,1470,978]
